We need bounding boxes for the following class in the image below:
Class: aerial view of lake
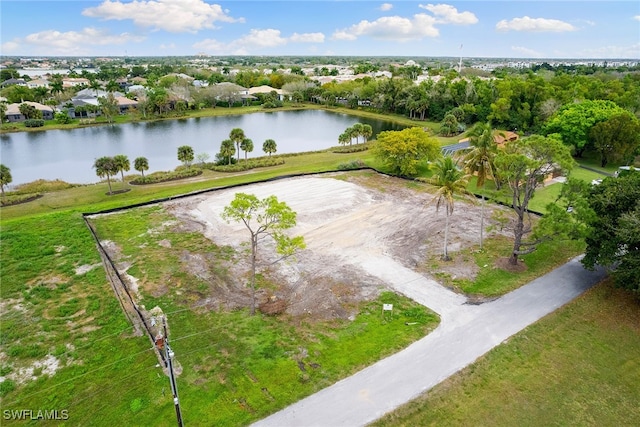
[0,110,405,187]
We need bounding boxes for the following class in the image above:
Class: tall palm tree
[262,139,277,156]
[240,137,254,162]
[113,154,130,188]
[361,124,373,143]
[462,122,498,249]
[220,139,235,165]
[430,156,470,261]
[93,156,117,195]
[134,156,149,181]
[229,128,245,162]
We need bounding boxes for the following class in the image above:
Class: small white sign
[383,304,393,311]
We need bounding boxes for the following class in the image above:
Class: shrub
[24,119,45,128]
[55,112,72,124]
[337,159,367,170]
[130,168,202,185]
[207,157,285,172]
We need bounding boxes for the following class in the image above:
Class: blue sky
[1,1,639,59]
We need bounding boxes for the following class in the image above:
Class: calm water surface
[0,110,404,186]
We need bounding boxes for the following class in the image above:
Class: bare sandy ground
[167,173,507,318]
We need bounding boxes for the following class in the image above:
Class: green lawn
[371,278,640,427]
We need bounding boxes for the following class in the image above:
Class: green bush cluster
[337,159,367,170]
[208,157,285,172]
[24,119,45,127]
[130,168,202,185]
[332,142,373,153]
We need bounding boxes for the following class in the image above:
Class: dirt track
[167,172,509,318]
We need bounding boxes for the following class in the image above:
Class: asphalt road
[252,256,607,427]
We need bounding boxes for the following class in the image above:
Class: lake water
[0,110,404,186]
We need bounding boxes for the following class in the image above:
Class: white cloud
[159,43,176,50]
[419,3,478,25]
[511,46,543,58]
[193,28,324,54]
[82,0,243,33]
[634,15,640,22]
[2,28,144,55]
[235,29,288,48]
[380,3,393,12]
[496,16,577,32]
[290,32,325,43]
[332,14,439,42]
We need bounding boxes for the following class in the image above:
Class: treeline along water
[0,110,404,187]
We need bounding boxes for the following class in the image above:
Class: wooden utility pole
[162,316,184,427]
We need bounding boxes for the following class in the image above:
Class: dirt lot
[161,172,512,319]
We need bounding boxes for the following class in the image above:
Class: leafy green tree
[113,154,130,188]
[134,156,149,181]
[177,145,194,167]
[93,156,118,194]
[494,135,575,265]
[240,138,254,162]
[98,93,119,124]
[582,173,640,293]
[219,139,236,165]
[372,127,441,176]
[229,128,246,162]
[439,113,459,136]
[589,113,640,167]
[0,102,7,124]
[428,156,471,260]
[222,193,306,315]
[262,139,277,156]
[0,164,12,199]
[544,100,629,157]
[463,122,499,249]
[19,103,41,120]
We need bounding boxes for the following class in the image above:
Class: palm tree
[93,156,117,195]
[0,164,12,199]
[240,137,254,162]
[177,145,194,167]
[361,124,373,143]
[462,122,498,249]
[352,123,364,144]
[113,154,130,188]
[262,139,277,156]
[229,128,245,162]
[220,139,235,165]
[430,156,470,261]
[338,132,350,146]
[134,156,149,181]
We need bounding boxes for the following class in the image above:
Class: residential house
[26,78,50,89]
[1,78,27,87]
[248,85,285,101]
[4,101,54,122]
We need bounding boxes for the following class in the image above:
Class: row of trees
[93,155,148,194]
[216,128,278,165]
[338,123,373,146]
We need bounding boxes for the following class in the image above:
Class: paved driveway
[252,256,607,427]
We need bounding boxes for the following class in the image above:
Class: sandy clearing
[170,175,471,316]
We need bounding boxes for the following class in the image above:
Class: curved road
[252,256,607,427]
